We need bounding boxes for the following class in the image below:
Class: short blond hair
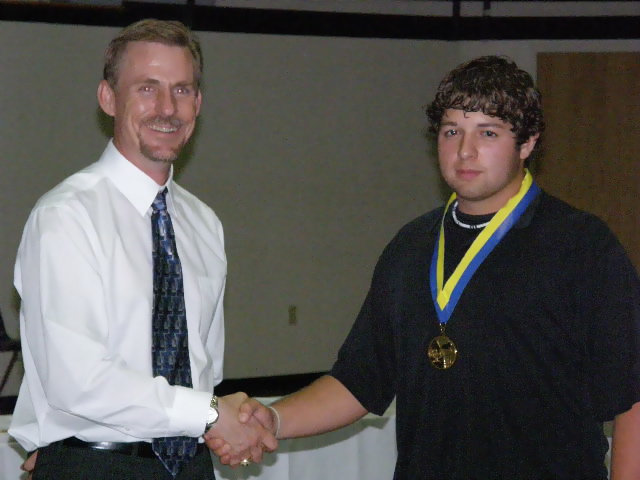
[103,19,203,89]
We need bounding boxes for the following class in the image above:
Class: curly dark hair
[103,19,203,90]
[426,56,544,150]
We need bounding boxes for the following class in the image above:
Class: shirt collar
[97,140,176,217]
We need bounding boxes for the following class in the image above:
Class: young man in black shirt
[212,55,640,479]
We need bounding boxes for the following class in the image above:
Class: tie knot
[152,188,168,214]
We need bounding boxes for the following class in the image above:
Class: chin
[141,145,181,164]
[154,154,178,164]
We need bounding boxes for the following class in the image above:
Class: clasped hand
[205,394,277,466]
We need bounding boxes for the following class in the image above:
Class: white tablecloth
[1,415,28,480]
[0,409,613,480]
[216,407,396,480]
[0,403,397,480]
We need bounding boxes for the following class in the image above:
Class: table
[1,415,27,480]
[0,402,397,480]
[0,407,613,480]
[217,406,396,480]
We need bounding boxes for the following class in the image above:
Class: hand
[21,450,38,479]
[238,397,278,434]
[204,392,278,467]
[208,397,279,465]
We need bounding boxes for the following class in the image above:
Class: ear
[519,133,540,161]
[97,80,116,117]
[195,89,202,117]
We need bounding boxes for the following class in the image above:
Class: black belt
[61,437,203,458]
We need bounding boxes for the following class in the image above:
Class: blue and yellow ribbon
[430,170,540,325]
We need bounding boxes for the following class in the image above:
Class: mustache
[143,116,183,128]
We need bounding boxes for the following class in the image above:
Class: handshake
[204,375,367,468]
[204,392,280,468]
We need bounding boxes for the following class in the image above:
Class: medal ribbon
[430,170,540,325]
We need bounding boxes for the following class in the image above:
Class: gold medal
[427,326,458,369]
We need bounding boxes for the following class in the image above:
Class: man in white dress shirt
[9,19,274,479]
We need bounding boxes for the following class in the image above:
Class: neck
[456,199,504,216]
[451,201,494,229]
[147,166,171,186]
[112,140,172,186]
[128,156,171,186]
[127,157,171,186]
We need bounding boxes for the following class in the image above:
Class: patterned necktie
[150,188,198,477]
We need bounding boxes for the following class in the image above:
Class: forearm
[205,376,360,464]
[271,375,368,439]
[20,282,212,439]
[610,401,640,480]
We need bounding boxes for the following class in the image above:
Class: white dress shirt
[9,141,226,452]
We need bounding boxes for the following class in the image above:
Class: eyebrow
[139,78,161,85]
[439,120,508,129]
[137,78,196,89]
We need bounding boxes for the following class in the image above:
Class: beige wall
[0,21,638,394]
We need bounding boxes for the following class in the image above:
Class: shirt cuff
[168,386,211,437]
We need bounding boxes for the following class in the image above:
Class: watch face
[208,407,219,425]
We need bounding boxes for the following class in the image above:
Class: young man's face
[98,41,202,182]
[437,109,538,215]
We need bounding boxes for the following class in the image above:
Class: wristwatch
[205,395,219,432]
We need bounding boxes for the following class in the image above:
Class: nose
[156,87,177,117]
[458,133,477,160]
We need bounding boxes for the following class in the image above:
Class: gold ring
[240,458,252,467]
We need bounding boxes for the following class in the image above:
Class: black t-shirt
[331,191,640,480]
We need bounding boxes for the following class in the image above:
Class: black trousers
[32,441,216,480]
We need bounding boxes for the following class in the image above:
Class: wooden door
[536,52,640,269]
